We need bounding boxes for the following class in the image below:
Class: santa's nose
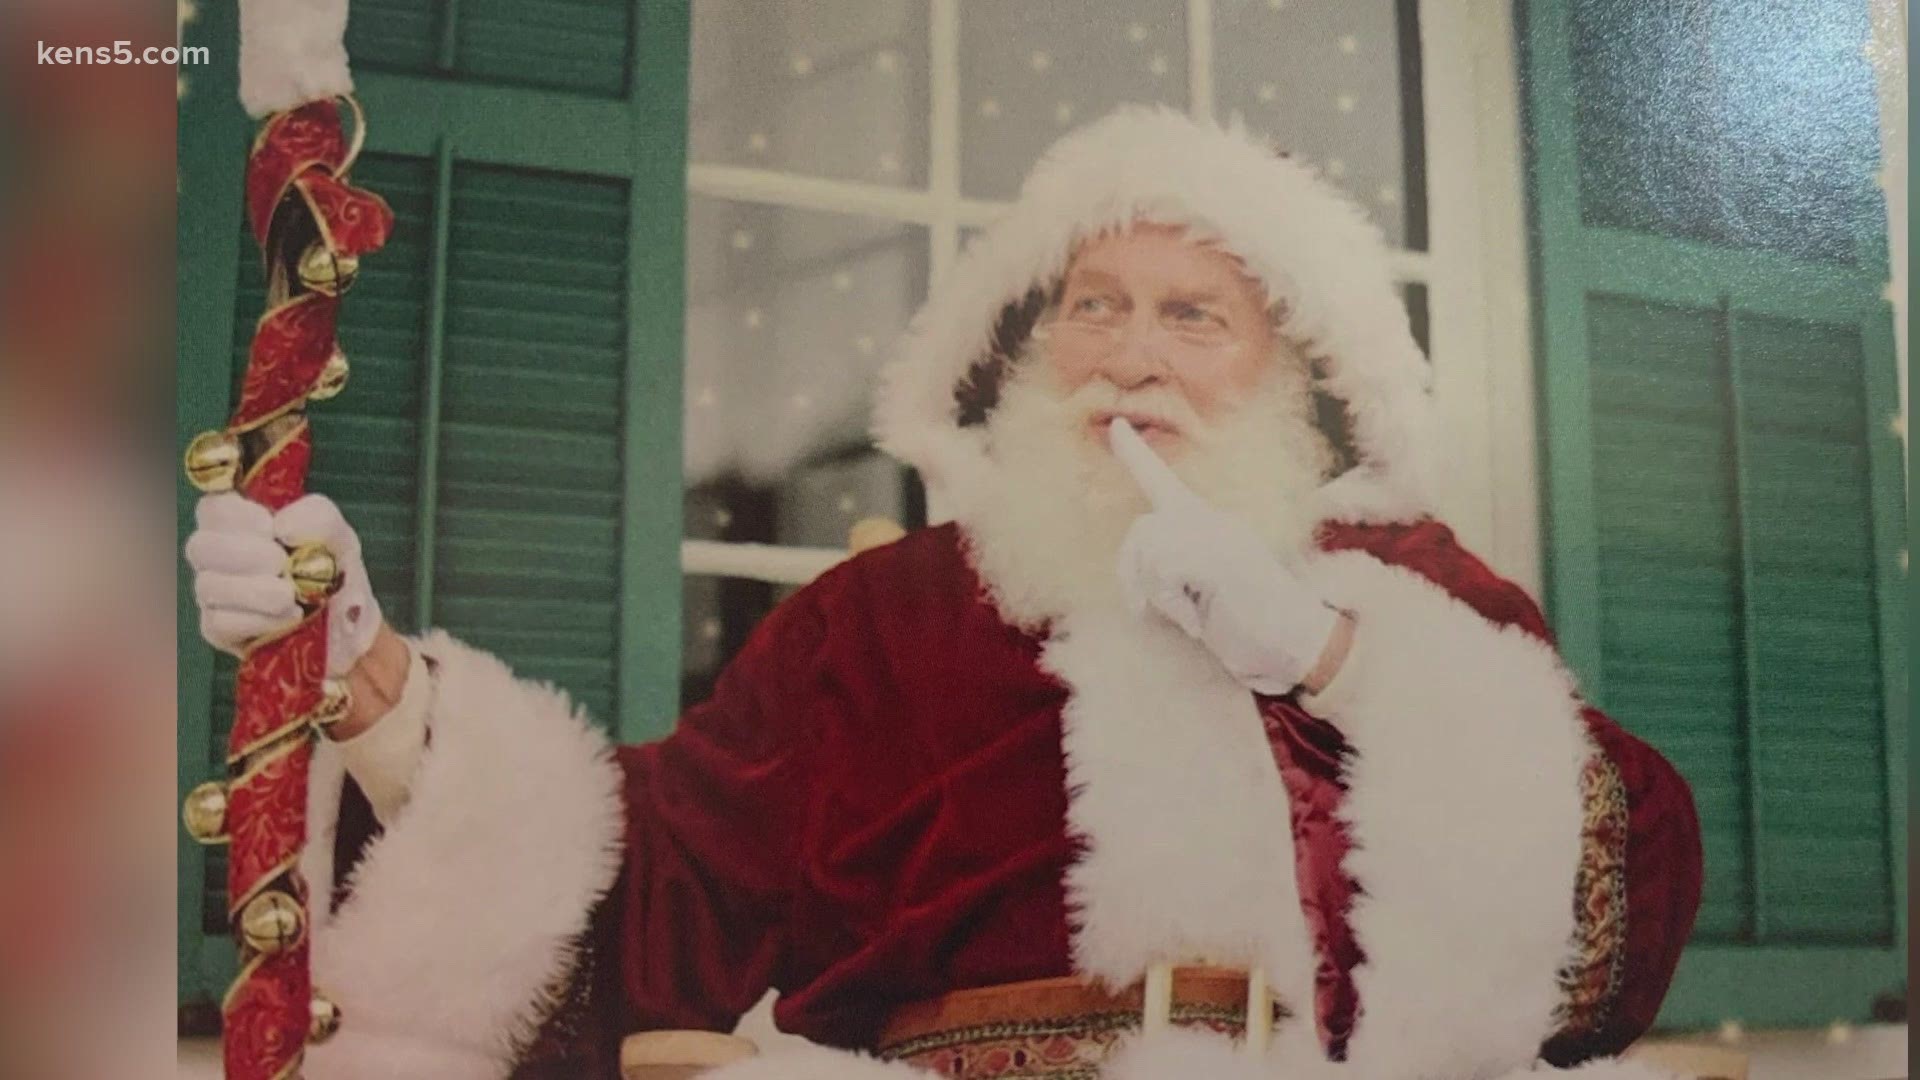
[1101,324,1170,390]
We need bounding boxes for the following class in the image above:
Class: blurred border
[0,0,180,1077]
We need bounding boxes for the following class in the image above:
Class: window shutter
[347,0,637,98]
[177,0,690,1014]
[433,164,632,726]
[1522,0,1905,1027]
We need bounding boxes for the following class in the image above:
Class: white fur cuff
[238,0,354,117]
[1300,552,1592,1078]
[303,630,625,1079]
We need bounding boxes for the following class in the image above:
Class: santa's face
[965,228,1326,626]
[1047,223,1278,456]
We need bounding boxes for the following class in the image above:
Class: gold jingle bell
[184,430,243,494]
[286,542,340,606]
[308,992,342,1044]
[309,349,350,402]
[239,890,305,956]
[311,677,353,730]
[182,781,230,845]
[297,242,359,296]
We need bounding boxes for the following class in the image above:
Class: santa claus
[186,108,1702,1079]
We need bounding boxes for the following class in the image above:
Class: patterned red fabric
[233,295,339,428]
[486,521,1702,1076]
[292,171,396,257]
[245,101,349,246]
[1255,697,1362,1058]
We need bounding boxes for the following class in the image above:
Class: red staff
[183,88,392,1080]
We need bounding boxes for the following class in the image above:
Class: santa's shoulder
[788,522,1009,632]
[1315,516,1552,641]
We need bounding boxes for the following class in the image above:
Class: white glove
[1109,419,1340,695]
[185,492,382,676]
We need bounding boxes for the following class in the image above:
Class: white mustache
[1056,382,1204,434]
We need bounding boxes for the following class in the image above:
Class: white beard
[960,339,1331,629]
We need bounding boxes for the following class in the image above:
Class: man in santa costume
[187,108,1701,1079]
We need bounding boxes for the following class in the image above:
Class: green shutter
[347,0,635,97]
[177,0,690,1013]
[1522,0,1906,1028]
[434,164,632,726]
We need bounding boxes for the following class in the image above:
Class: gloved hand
[185,492,383,676]
[1110,419,1341,695]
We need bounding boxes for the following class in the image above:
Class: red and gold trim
[1557,752,1630,1038]
[185,94,392,1080]
[234,296,341,431]
[876,969,1282,1080]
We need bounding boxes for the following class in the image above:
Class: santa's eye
[1071,295,1115,316]
[1168,302,1223,327]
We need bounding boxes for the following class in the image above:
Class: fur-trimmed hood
[872,106,1435,525]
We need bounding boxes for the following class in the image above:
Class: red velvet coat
[486,520,1702,1076]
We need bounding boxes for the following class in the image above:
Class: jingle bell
[297,243,359,296]
[309,349,350,401]
[311,677,353,730]
[308,992,342,1044]
[286,543,340,606]
[239,890,305,955]
[182,781,229,845]
[184,430,242,494]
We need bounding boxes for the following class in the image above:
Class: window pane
[685,197,928,484]
[960,0,1189,200]
[682,198,930,699]
[1215,0,1426,249]
[1570,0,1881,263]
[681,454,922,703]
[691,0,931,188]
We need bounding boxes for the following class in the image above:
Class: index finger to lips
[1107,417,1195,511]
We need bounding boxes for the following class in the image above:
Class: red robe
[478,519,1699,1075]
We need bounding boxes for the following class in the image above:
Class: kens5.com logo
[38,40,209,65]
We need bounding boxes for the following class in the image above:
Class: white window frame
[682,0,1544,592]
[1867,0,1908,490]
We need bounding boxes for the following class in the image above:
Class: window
[679,0,1521,697]
[1522,0,1906,1027]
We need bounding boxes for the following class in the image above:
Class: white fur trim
[303,630,625,1079]
[1494,1061,1682,1080]
[238,0,354,117]
[702,1045,934,1079]
[1041,606,1325,1065]
[1298,553,1591,1079]
[298,722,348,926]
[873,106,1434,525]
